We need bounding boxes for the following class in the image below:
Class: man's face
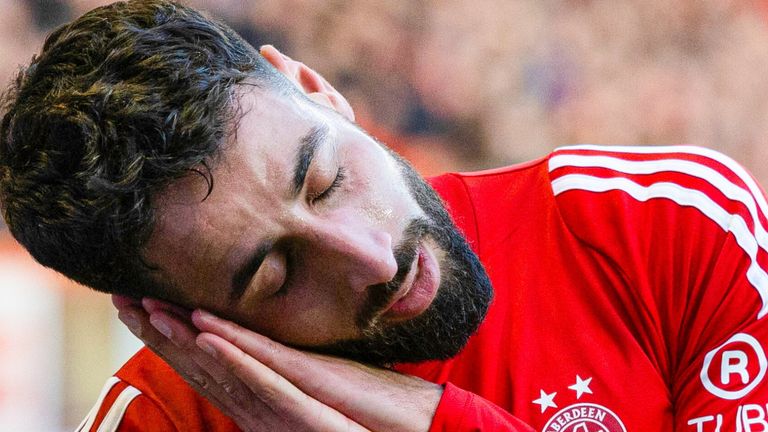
[145,86,491,365]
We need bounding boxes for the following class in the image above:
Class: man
[2,1,767,431]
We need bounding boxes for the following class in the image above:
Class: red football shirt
[80,146,768,431]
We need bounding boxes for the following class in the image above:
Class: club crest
[541,403,627,432]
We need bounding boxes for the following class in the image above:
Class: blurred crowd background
[2,0,768,430]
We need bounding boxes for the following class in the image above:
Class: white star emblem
[532,389,558,413]
[568,375,593,399]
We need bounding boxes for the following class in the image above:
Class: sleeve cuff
[428,382,535,432]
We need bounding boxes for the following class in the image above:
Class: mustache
[356,217,434,328]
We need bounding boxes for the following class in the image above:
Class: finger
[192,310,439,431]
[116,305,214,393]
[116,306,214,391]
[193,309,286,365]
[146,311,257,422]
[116,305,252,425]
[112,294,141,309]
[193,310,345,404]
[150,310,365,431]
[197,332,369,432]
[142,297,191,318]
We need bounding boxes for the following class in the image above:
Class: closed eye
[311,167,346,203]
[272,247,294,298]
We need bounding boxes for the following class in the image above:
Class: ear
[260,45,355,121]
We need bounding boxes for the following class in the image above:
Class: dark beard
[309,151,493,366]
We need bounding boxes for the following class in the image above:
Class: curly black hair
[0,0,290,298]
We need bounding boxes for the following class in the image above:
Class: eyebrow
[292,124,330,197]
[229,124,330,302]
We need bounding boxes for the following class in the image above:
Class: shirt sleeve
[672,197,768,431]
[77,377,175,432]
[79,348,240,431]
[549,145,768,431]
[112,396,177,431]
[429,383,535,432]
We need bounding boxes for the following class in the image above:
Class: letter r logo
[701,333,767,400]
[722,350,749,385]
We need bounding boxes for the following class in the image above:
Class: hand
[113,295,443,432]
[259,45,356,122]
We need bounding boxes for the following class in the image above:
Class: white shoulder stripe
[549,153,768,253]
[96,385,142,432]
[555,145,768,228]
[76,376,120,432]
[552,173,768,319]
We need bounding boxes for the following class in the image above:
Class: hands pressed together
[112,295,442,432]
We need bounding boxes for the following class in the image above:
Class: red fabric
[87,381,129,431]
[429,383,535,432]
[113,395,176,431]
[402,146,768,430]
[86,146,768,431]
[105,349,238,431]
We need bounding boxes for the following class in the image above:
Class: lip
[381,243,440,322]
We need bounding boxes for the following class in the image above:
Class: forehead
[143,86,318,306]
[228,86,316,178]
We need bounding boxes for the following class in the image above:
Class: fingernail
[195,309,215,322]
[198,339,218,358]
[150,316,173,339]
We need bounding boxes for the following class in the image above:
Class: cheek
[146,240,222,307]
[365,176,421,233]
[347,150,417,228]
[359,195,396,226]
[251,291,362,345]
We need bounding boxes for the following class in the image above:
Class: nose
[301,219,399,291]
